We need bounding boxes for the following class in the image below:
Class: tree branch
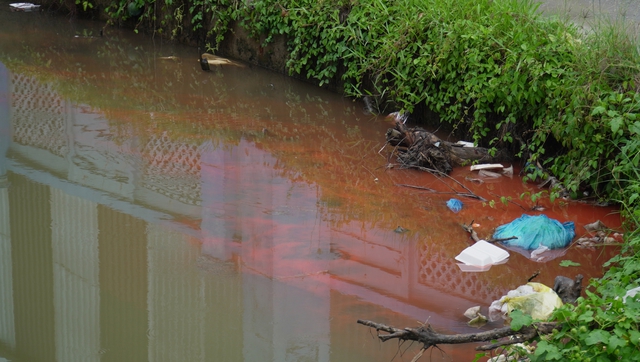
[357,319,559,351]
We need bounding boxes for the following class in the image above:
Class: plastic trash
[470,163,503,171]
[464,306,488,327]
[502,165,514,177]
[456,140,475,147]
[9,3,40,11]
[623,287,640,303]
[446,198,463,213]
[456,240,509,267]
[530,245,550,261]
[488,282,563,322]
[493,214,575,250]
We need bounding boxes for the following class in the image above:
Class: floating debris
[455,240,509,272]
[470,163,504,171]
[200,53,246,69]
[446,198,463,213]
[393,226,409,234]
[455,140,475,147]
[502,164,514,177]
[463,306,488,327]
[478,169,502,178]
[494,214,575,250]
[9,3,40,11]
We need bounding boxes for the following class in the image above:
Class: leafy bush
[530,228,640,361]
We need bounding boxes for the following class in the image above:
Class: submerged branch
[396,182,485,201]
[394,167,487,202]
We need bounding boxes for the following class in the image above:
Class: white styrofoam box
[455,240,509,266]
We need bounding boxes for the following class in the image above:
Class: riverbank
[13,0,640,360]
[42,0,638,210]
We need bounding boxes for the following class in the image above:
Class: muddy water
[0,5,625,362]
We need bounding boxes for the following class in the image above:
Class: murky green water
[0,3,627,362]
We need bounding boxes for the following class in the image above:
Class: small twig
[411,166,486,201]
[378,141,389,156]
[527,270,541,282]
[395,183,436,192]
[461,221,480,242]
[385,138,408,165]
[395,183,484,201]
[490,236,518,243]
[410,348,426,362]
[488,192,528,211]
[357,320,410,338]
[362,165,378,181]
[460,222,517,244]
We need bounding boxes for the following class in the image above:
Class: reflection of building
[0,62,15,356]
[0,69,499,361]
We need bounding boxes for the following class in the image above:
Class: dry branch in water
[394,165,487,201]
[385,119,510,174]
[357,319,558,352]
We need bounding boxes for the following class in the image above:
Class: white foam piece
[455,240,509,267]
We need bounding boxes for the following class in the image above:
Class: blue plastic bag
[446,198,463,213]
[493,214,575,250]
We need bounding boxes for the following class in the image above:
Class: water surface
[0,5,624,362]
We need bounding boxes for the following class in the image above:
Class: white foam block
[455,240,509,266]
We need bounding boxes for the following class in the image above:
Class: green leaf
[630,121,640,135]
[585,329,610,345]
[577,310,594,323]
[559,260,581,267]
[610,116,624,134]
[608,335,628,350]
[534,340,563,360]
[629,330,640,345]
[509,309,532,331]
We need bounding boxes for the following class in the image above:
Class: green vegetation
[64,0,640,360]
[89,0,640,209]
[523,165,640,361]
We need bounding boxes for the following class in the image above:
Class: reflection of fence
[141,133,202,206]
[418,241,502,304]
[10,73,202,207]
[331,226,504,310]
[11,74,68,157]
[9,71,503,317]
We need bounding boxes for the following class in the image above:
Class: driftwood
[357,319,559,353]
[386,119,510,174]
[357,274,580,356]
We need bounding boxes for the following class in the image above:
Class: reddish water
[0,6,623,362]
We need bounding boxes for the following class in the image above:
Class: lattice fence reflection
[11,74,68,157]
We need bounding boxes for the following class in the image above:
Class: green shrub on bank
[94,0,640,208]
[527,220,640,361]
